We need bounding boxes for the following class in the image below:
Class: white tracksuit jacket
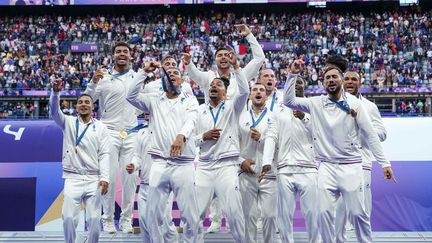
[283,73,390,168]
[50,91,111,183]
[127,71,199,163]
[262,104,317,172]
[85,68,138,131]
[195,69,249,166]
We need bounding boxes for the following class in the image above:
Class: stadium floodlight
[307,1,326,8]
[399,0,418,6]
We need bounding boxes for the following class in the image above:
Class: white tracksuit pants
[335,169,372,243]
[138,183,179,242]
[102,130,138,224]
[195,163,246,243]
[318,163,372,243]
[62,179,101,243]
[277,172,320,243]
[239,174,277,243]
[144,159,199,243]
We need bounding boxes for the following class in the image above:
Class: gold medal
[119,131,128,139]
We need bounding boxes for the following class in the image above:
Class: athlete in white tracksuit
[126,126,179,242]
[84,43,139,233]
[194,55,248,242]
[184,24,265,102]
[262,77,320,243]
[238,83,277,243]
[127,63,200,243]
[50,81,110,243]
[184,24,265,232]
[335,70,388,243]
[280,60,395,243]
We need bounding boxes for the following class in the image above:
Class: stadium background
[0,0,431,236]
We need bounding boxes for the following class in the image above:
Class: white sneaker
[102,219,116,234]
[206,221,221,233]
[120,220,133,234]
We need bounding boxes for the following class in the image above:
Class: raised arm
[127,62,162,112]
[183,53,212,93]
[283,60,312,113]
[236,24,265,81]
[49,79,66,130]
[232,54,250,113]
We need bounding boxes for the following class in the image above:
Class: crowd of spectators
[1,8,432,94]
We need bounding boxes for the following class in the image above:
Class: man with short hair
[335,69,387,242]
[238,82,277,243]
[275,59,395,243]
[50,79,110,243]
[127,61,200,242]
[85,42,139,233]
[262,76,320,243]
[194,51,249,243]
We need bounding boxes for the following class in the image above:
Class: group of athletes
[49,24,396,243]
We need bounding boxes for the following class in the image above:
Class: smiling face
[324,68,343,96]
[250,83,268,107]
[215,49,230,70]
[209,78,227,101]
[258,69,277,95]
[113,45,131,68]
[343,70,361,96]
[76,95,93,117]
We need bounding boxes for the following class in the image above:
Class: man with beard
[85,42,139,233]
[50,79,110,243]
[261,76,320,243]
[273,59,395,243]
[335,69,387,243]
[256,69,283,112]
[194,51,248,243]
[127,62,200,243]
[238,83,276,242]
